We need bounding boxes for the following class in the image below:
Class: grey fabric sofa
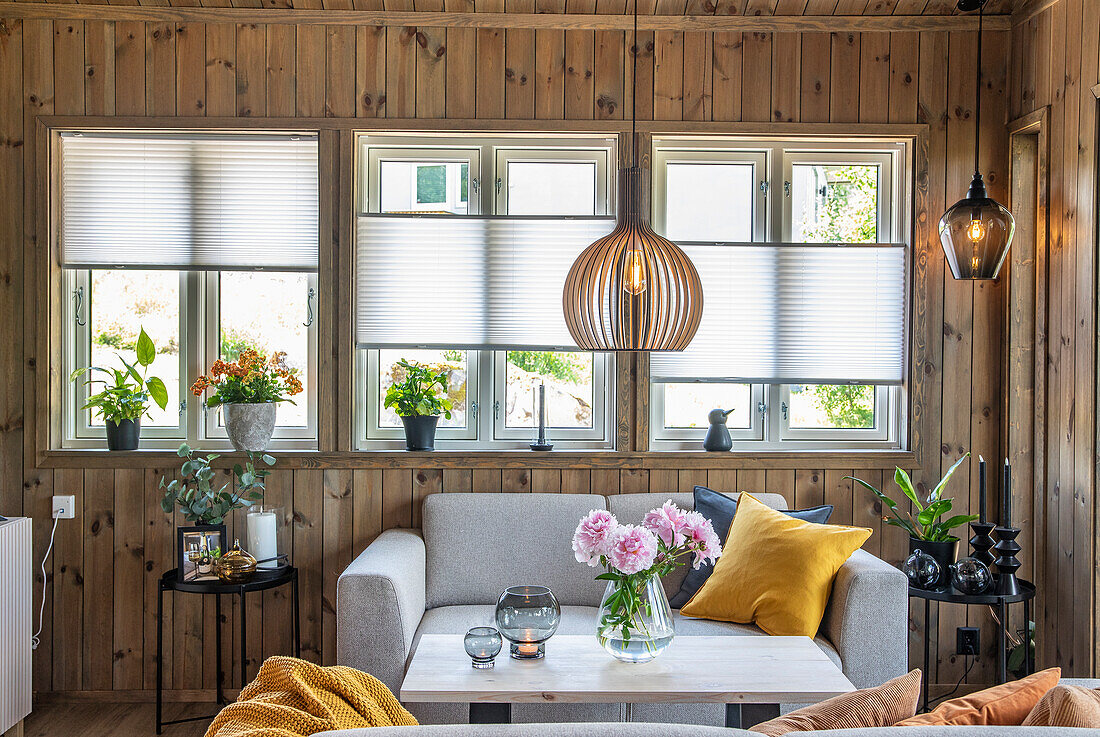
[321,725,1100,737]
[336,491,909,726]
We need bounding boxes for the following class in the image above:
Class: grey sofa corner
[335,491,910,725]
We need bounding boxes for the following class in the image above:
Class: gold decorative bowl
[216,540,257,583]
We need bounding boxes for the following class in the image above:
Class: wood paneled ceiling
[1,0,1017,14]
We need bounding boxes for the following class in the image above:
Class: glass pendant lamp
[939,0,1015,280]
[562,0,703,351]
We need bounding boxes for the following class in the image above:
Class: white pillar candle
[247,510,279,569]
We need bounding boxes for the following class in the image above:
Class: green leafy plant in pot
[846,453,977,589]
[159,443,276,525]
[383,359,454,451]
[69,327,169,450]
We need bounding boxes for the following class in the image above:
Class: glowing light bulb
[967,217,985,242]
[624,250,647,295]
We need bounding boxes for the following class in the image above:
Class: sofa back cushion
[423,492,610,608]
[607,492,789,600]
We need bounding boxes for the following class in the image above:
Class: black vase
[400,415,439,451]
[105,418,140,451]
[908,537,958,590]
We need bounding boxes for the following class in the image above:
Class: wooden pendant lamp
[561,0,703,351]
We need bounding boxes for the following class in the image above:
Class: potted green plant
[846,453,977,587]
[159,443,276,525]
[383,359,454,451]
[69,327,169,450]
[190,349,303,452]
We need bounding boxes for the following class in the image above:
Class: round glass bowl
[494,585,561,659]
[463,627,503,669]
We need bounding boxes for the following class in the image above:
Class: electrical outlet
[957,626,980,656]
[52,495,76,519]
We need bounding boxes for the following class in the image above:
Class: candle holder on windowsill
[530,383,554,452]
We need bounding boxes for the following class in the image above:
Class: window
[60,132,319,449]
[355,135,616,449]
[650,138,909,450]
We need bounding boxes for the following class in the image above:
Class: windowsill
[39,447,917,470]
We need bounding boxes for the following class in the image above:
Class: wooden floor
[25,703,215,737]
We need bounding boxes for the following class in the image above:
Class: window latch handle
[73,286,87,327]
[783,180,791,198]
[471,177,480,194]
[781,401,789,420]
[470,401,479,419]
[757,401,767,416]
[179,400,187,417]
[302,287,315,328]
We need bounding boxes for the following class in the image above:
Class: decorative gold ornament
[216,539,257,583]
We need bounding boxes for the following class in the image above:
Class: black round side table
[156,566,300,734]
[908,579,1035,713]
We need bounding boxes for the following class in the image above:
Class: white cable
[32,514,61,650]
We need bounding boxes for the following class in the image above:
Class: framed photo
[177,524,227,582]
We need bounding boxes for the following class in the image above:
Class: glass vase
[596,573,675,663]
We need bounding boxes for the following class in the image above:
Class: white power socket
[52,495,76,519]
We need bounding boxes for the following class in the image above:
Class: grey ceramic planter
[223,402,277,452]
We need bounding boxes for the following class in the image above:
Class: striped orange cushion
[1023,685,1100,727]
[751,670,922,736]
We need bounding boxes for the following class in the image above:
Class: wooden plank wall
[1008,0,1099,679]
[0,15,1035,698]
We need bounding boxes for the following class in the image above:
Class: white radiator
[0,518,31,734]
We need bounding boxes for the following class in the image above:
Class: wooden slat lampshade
[563,166,703,351]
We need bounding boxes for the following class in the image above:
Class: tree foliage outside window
[792,384,875,429]
[507,351,588,383]
[799,165,878,243]
[416,165,447,204]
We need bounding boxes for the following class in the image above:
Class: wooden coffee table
[401,634,855,728]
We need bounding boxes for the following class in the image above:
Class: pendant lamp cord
[973,0,983,177]
[632,0,638,168]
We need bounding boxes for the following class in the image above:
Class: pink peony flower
[606,524,659,575]
[642,499,688,547]
[680,511,722,569]
[572,509,618,566]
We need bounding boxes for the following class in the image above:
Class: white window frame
[355,134,617,450]
[649,136,909,451]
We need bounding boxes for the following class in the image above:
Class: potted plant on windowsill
[191,349,303,452]
[384,359,454,451]
[847,453,976,588]
[69,327,169,451]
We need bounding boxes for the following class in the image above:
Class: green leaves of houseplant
[383,359,454,419]
[846,453,977,542]
[159,443,277,525]
[69,327,170,422]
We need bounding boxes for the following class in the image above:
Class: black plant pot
[909,536,958,590]
[400,415,439,451]
[106,418,141,451]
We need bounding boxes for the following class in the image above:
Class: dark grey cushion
[668,485,834,608]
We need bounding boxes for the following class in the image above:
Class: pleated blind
[650,243,907,385]
[60,132,319,271]
[355,214,615,349]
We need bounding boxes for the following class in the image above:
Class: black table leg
[240,590,248,690]
[998,598,1008,685]
[1024,597,1032,675]
[215,594,225,705]
[156,582,164,735]
[725,704,742,728]
[292,570,301,659]
[922,598,931,712]
[742,705,780,728]
[470,703,511,723]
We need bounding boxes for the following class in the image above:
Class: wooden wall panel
[3,13,1081,701]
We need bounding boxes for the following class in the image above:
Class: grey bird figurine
[702,408,734,452]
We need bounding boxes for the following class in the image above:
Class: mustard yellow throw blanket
[205,656,417,737]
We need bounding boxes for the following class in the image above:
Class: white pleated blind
[356,215,615,349]
[60,133,319,271]
[650,243,907,385]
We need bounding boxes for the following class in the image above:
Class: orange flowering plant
[191,349,304,407]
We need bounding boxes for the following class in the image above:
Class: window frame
[649,136,909,451]
[354,134,617,450]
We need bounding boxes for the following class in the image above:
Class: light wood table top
[401,634,856,705]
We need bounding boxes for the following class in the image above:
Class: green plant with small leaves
[383,359,454,418]
[846,453,977,542]
[69,327,169,423]
[159,443,276,525]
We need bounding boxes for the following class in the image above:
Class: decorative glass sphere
[494,585,560,659]
[463,627,503,669]
[950,556,993,595]
[903,549,942,590]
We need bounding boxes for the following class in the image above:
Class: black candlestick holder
[969,521,997,568]
[993,525,1022,596]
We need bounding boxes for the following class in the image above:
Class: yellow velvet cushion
[679,492,871,637]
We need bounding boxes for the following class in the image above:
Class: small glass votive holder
[463,627,503,669]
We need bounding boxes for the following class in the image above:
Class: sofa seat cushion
[423,493,611,609]
[409,605,842,671]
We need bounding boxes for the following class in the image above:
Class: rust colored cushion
[751,670,922,736]
[895,668,1061,726]
[1023,684,1100,727]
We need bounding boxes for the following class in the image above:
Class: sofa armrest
[820,548,909,689]
[336,528,426,693]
